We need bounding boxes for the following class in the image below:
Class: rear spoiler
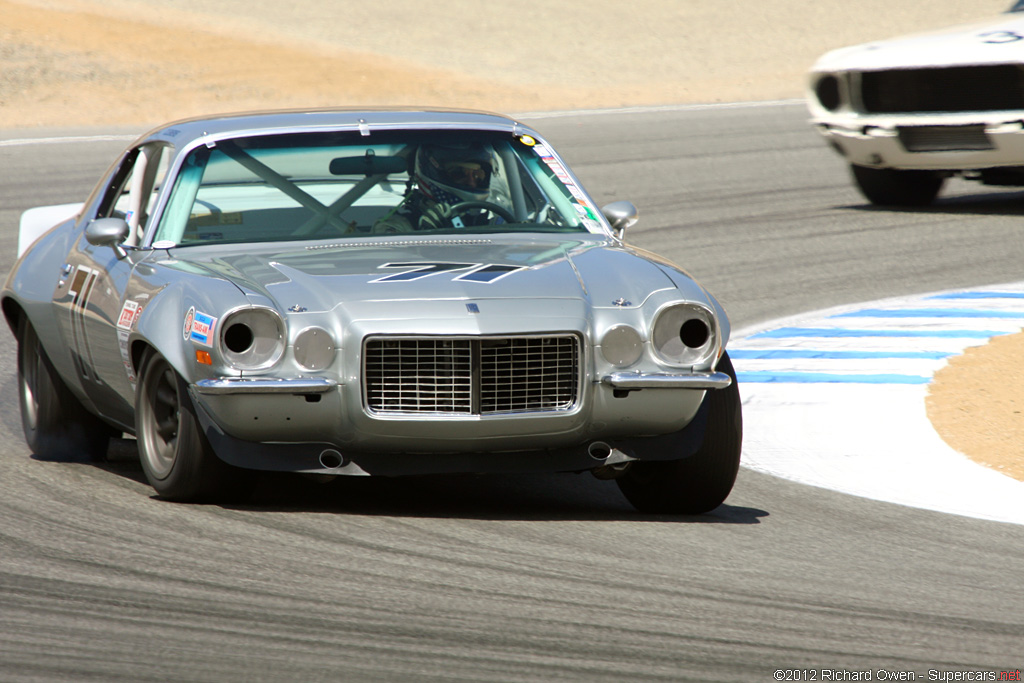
[18,203,84,256]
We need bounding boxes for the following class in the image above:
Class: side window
[96,149,140,220]
[95,143,172,246]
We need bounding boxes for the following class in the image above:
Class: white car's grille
[364,335,580,415]
[861,65,1024,114]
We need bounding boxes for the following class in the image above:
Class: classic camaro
[807,1,1024,206]
[2,109,741,513]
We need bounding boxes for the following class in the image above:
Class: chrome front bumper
[195,377,339,395]
[601,371,732,390]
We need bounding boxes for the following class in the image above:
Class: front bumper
[190,381,714,476]
[812,112,1024,170]
[189,370,723,474]
[195,377,338,394]
[601,370,732,390]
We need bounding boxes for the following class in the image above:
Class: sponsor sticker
[118,329,136,383]
[117,300,140,330]
[183,306,195,340]
[189,311,217,347]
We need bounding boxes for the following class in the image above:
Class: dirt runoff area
[2,0,1021,482]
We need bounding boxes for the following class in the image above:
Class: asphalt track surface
[2,104,1024,681]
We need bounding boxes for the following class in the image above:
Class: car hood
[172,236,688,313]
[812,15,1024,72]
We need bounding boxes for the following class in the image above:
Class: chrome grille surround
[363,334,581,416]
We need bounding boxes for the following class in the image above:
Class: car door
[54,143,170,428]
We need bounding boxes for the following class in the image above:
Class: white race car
[808,1,1024,206]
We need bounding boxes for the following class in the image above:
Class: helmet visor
[437,160,491,192]
[420,143,494,195]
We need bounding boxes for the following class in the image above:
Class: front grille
[898,125,994,152]
[861,65,1024,114]
[364,335,580,415]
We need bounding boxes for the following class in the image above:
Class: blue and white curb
[730,282,1024,526]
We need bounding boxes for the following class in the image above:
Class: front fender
[129,268,250,385]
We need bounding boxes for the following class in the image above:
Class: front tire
[616,352,742,514]
[135,350,250,502]
[850,164,944,207]
[17,317,111,461]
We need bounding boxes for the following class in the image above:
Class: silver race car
[2,109,741,513]
[808,1,1024,206]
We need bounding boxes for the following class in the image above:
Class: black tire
[17,317,112,461]
[850,164,944,207]
[135,350,251,502]
[616,352,742,514]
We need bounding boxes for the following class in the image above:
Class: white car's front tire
[851,164,945,207]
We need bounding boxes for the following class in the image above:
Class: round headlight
[815,74,842,111]
[294,326,336,371]
[601,325,643,367]
[652,303,717,367]
[219,306,286,370]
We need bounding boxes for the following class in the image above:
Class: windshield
[153,129,602,246]
[1011,0,1024,12]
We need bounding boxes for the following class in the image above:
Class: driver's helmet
[415,142,495,204]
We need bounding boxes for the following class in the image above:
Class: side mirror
[86,217,131,258]
[601,201,639,237]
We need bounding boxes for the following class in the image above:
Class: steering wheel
[448,201,516,225]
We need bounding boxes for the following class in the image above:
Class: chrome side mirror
[85,217,131,258]
[601,201,639,238]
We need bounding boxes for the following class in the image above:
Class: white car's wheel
[136,350,250,501]
[851,164,944,207]
[616,352,742,515]
[17,318,111,461]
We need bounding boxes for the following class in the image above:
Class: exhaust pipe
[589,441,637,480]
[588,441,613,460]
[319,449,345,470]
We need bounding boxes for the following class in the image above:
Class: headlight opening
[219,306,286,370]
[652,303,717,367]
[600,324,644,367]
[294,326,336,371]
[814,74,842,111]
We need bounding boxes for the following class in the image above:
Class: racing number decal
[455,264,524,283]
[67,265,100,380]
[371,262,525,283]
[979,30,1024,43]
[372,262,475,282]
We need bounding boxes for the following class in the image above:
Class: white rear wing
[18,203,84,256]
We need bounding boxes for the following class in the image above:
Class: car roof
[135,108,528,149]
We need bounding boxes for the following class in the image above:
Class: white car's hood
[812,14,1024,72]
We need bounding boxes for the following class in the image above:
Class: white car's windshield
[154,129,601,246]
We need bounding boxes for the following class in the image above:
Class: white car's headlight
[651,303,717,367]
[219,306,286,370]
[600,325,643,367]
[814,74,842,111]
[293,326,336,371]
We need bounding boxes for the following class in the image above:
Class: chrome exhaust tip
[319,449,345,470]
